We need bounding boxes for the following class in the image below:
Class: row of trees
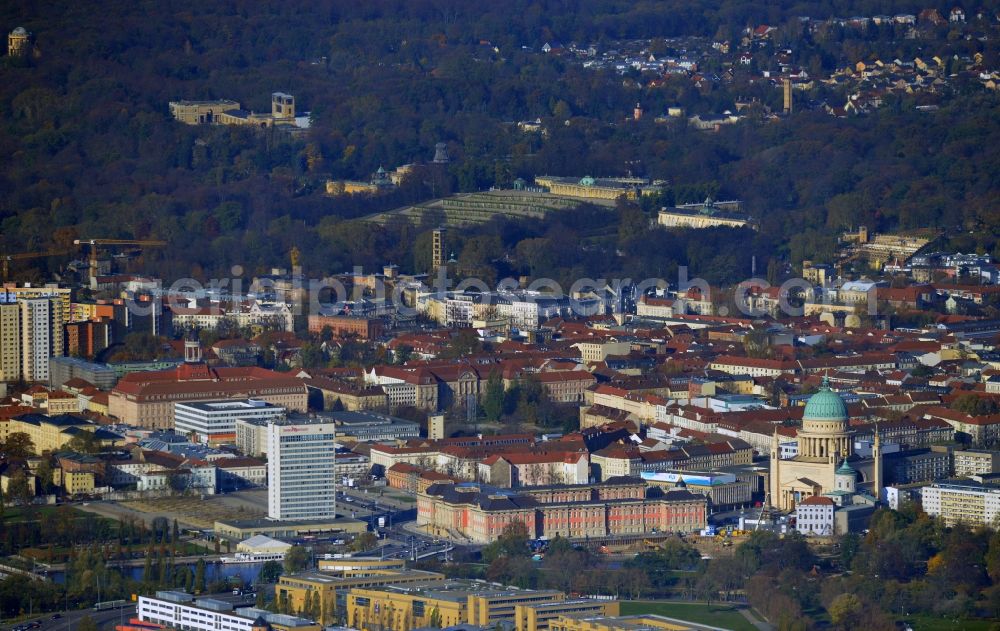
[0,507,130,558]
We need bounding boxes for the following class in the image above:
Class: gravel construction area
[123,496,265,529]
[74,490,268,531]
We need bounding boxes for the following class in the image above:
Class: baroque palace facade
[417,476,707,543]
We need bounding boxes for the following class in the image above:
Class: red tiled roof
[533,371,595,384]
[711,355,797,369]
[63,378,96,390]
[799,496,835,506]
[924,406,1000,426]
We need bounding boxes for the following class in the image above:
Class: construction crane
[755,491,770,532]
[74,238,167,284]
[1,249,71,281]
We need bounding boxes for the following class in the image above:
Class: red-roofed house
[923,406,1000,447]
[796,495,835,536]
[480,451,589,487]
[709,355,798,377]
[533,370,596,403]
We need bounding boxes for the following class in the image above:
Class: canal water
[48,562,266,585]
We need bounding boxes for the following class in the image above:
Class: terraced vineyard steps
[361,190,615,227]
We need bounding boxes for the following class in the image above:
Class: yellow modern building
[277,569,444,625]
[346,580,570,631]
[516,600,620,631]
[549,613,700,631]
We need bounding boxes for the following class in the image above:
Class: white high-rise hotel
[267,420,337,521]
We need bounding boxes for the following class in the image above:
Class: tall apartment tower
[20,297,62,383]
[267,420,337,521]
[431,228,445,274]
[782,78,793,115]
[0,296,21,382]
[271,92,295,120]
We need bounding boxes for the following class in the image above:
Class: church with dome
[769,377,883,511]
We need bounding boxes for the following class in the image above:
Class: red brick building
[307,314,384,339]
[417,478,707,543]
[65,319,113,359]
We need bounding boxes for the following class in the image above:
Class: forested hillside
[1,0,998,284]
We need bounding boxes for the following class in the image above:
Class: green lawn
[902,615,999,631]
[2,505,78,522]
[619,600,757,631]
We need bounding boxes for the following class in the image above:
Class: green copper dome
[836,459,856,475]
[803,376,848,421]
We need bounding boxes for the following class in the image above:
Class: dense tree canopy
[0,0,997,286]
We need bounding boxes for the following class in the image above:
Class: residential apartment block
[921,481,1000,526]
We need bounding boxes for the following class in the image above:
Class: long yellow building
[534,176,661,201]
[516,601,620,631]
[7,413,124,454]
[277,569,444,625]
[346,580,601,631]
[549,613,700,631]
[657,200,754,230]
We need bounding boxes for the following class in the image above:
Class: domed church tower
[771,375,858,511]
[796,376,852,463]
